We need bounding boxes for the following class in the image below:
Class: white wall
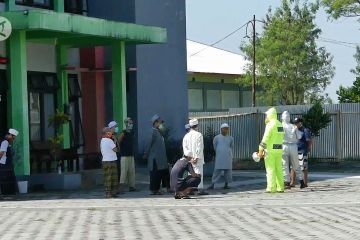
[27,43,56,73]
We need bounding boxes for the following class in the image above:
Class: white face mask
[158,123,165,130]
[126,123,133,130]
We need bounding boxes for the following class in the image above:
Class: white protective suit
[182,129,205,189]
[281,111,302,183]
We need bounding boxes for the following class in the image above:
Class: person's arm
[213,136,217,151]
[259,124,272,158]
[0,140,8,157]
[118,131,126,143]
[305,129,312,152]
[192,134,204,163]
[188,163,201,178]
[143,130,155,159]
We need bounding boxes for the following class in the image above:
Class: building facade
[0,0,187,180]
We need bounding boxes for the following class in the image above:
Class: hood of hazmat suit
[259,107,284,153]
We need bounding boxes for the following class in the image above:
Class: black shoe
[285,182,291,189]
[300,180,306,189]
[129,187,138,192]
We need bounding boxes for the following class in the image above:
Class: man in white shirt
[182,119,208,195]
[100,127,119,198]
[281,111,304,189]
[0,128,19,195]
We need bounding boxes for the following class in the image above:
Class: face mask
[158,123,165,130]
[114,127,119,134]
[126,123,133,131]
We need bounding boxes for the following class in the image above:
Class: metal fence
[191,103,360,161]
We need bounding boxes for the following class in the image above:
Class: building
[187,40,252,112]
[0,0,187,185]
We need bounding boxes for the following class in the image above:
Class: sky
[185,0,360,102]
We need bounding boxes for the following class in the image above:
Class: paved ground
[1,171,360,240]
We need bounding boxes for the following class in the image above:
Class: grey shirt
[213,134,234,170]
[144,127,168,171]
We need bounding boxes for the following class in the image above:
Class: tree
[240,0,335,105]
[303,101,332,137]
[336,46,360,103]
[322,0,360,20]
[337,77,360,102]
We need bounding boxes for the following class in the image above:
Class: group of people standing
[101,107,312,199]
[257,107,312,193]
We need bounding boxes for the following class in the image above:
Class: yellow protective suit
[259,108,285,193]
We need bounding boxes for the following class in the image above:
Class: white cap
[151,114,161,123]
[184,149,193,158]
[252,152,260,162]
[108,121,118,129]
[189,118,198,127]
[8,128,19,136]
[220,123,229,129]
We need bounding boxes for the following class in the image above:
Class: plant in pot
[48,110,70,174]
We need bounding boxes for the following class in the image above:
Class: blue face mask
[115,127,120,133]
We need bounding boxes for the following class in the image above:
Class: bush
[303,102,332,137]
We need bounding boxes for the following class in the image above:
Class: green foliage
[48,109,70,130]
[240,0,334,105]
[322,0,360,20]
[336,47,360,103]
[337,77,360,102]
[303,101,332,137]
[203,126,216,163]
[48,110,70,165]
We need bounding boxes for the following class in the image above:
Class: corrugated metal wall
[191,103,360,161]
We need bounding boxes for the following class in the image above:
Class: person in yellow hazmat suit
[258,107,285,193]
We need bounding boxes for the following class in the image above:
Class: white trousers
[192,163,204,189]
[282,143,302,182]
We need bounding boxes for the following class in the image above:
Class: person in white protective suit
[281,111,305,189]
[182,118,209,195]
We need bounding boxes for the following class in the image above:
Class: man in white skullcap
[208,123,234,190]
[0,129,19,195]
[182,118,208,195]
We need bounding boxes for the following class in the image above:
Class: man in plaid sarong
[101,127,119,198]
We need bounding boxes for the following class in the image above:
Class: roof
[187,40,248,75]
[0,10,167,47]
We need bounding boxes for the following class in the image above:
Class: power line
[189,22,249,57]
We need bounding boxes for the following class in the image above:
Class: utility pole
[252,14,256,107]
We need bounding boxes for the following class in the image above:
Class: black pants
[176,176,201,192]
[0,163,17,195]
[150,160,169,192]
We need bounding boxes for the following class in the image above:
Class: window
[15,0,52,9]
[28,72,58,141]
[222,90,240,109]
[65,0,88,14]
[68,74,84,148]
[188,89,204,111]
[206,90,221,110]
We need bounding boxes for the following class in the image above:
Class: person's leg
[102,162,111,197]
[282,145,291,186]
[119,157,128,192]
[264,154,276,193]
[209,169,222,189]
[274,153,285,192]
[224,169,232,189]
[110,161,119,195]
[128,156,136,190]
[303,156,309,187]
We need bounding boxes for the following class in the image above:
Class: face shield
[281,111,290,124]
